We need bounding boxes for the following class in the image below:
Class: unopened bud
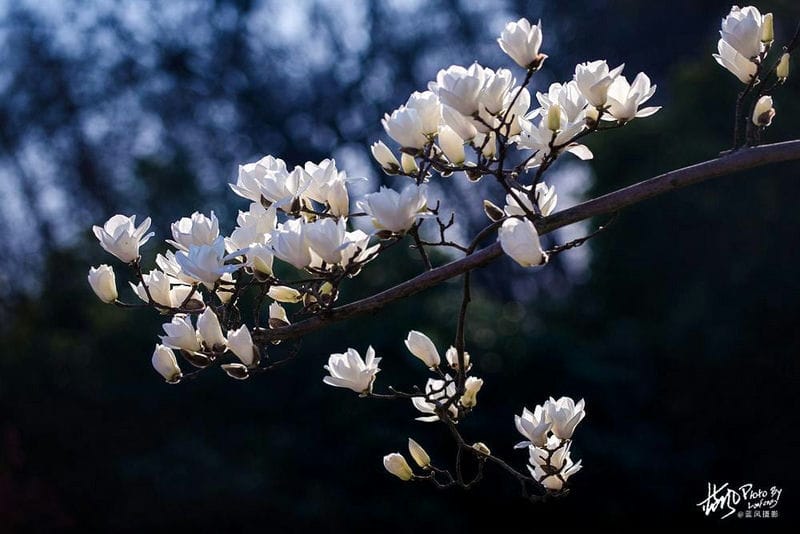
[761,13,774,43]
[408,438,431,468]
[401,153,418,174]
[483,200,504,222]
[472,442,491,456]
[546,104,562,131]
[584,106,599,127]
[777,53,790,80]
[752,95,775,127]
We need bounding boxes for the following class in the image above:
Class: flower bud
[267,285,302,303]
[438,125,465,164]
[227,325,258,367]
[445,346,471,371]
[752,95,775,127]
[481,132,497,158]
[87,265,118,303]
[404,330,441,368]
[408,438,431,468]
[152,344,182,383]
[584,106,599,127]
[401,153,418,174]
[460,376,484,408]
[483,200,504,222]
[472,442,491,456]
[221,363,249,380]
[546,104,562,131]
[777,53,790,80]
[268,302,290,328]
[761,13,774,43]
[371,141,400,174]
[383,453,414,481]
[197,307,226,351]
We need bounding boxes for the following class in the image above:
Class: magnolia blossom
[226,203,276,252]
[546,396,586,440]
[152,344,182,383]
[574,60,624,108]
[339,230,380,268]
[323,346,381,394]
[429,64,486,116]
[231,155,301,206]
[408,438,431,468]
[383,453,414,481]
[752,95,775,126]
[406,91,441,135]
[267,285,302,303]
[167,211,219,251]
[528,437,582,491]
[371,141,401,173]
[535,81,588,124]
[197,307,226,350]
[445,346,470,371]
[271,219,312,269]
[714,36,759,83]
[160,315,201,352]
[517,110,592,162]
[227,325,257,367]
[515,405,552,448]
[382,105,428,150]
[480,68,515,116]
[441,105,478,142]
[605,72,660,122]
[175,237,242,287]
[504,182,558,218]
[498,218,548,268]
[404,330,441,368]
[269,302,289,326]
[777,53,790,80]
[303,159,352,217]
[412,377,458,422]
[498,18,546,70]
[130,269,200,309]
[93,214,154,263]
[305,218,349,266]
[88,265,118,303]
[244,243,274,277]
[438,125,466,164]
[719,5,765,60]
[358,185,428,234]
[460,376,484,408]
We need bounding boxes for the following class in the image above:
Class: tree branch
[256,139,800,342]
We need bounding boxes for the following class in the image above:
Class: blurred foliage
[1,0,800,531]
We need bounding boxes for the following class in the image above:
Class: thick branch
[258,139,800,342]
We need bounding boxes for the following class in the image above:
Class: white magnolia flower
[371,141,401,173]
[429,64,487,116]
[408,438,431,468]
[441,105,478,142]
[517,112,591,161]
[152,344,182,383]
[216,272,235,304]
[528,438,582,491]
[339,229,380,268]
[93,214,154,263]
[412,376,459,422]
[514,405,552,448]
[713,38,759,83]
[401,153,418,174]
[445,346,470,371]
[305,217,349,266]
[574,60,625,108]
[504,182,558,218]
[545,396,586,440]
[231,155,301,206]
[160,315,201,352]
[480,68,515,116]
[497,18,546,69]
[405,330,441,368]
[175,236,242,288]
[269,302,289,325]
[605,72,660,122]
[130,269,200,309]
[197,307,226,350]
[498,218,548,268]
[226,203,276,252]
[406,91,441,135]
[358,185,428,234]
[719,5,765,60]
[155,250,196,286]
[167,211,219,251]
[752,95,775,126]
[303,159,351,217]
[227,325,257,367]
[267,285,302,303]
[244,243,274,277]
[323,346,381,394]
[88,265,118,303]
[382,105,428,150]
[271,219,312,269]
[383,453,414,481]
[536,81,587,123]
[460,376,484,408]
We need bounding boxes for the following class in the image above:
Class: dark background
[1,0,799,531]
